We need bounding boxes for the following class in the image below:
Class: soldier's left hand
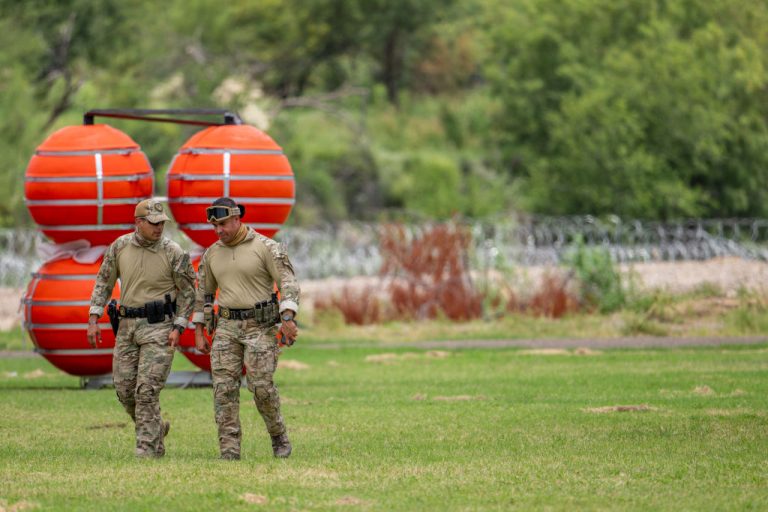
[168,328,181,349]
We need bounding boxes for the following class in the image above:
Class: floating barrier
[22,257,118,376]
[167,124,294,247]
[25,124,153,245]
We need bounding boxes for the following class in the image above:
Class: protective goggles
[206,205,241,222]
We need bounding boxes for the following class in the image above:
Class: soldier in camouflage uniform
[87,199,196,458]
[193,197,299,460]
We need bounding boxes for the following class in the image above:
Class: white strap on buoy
[95,153,104,225]
[37,239,108,264]
[223,151,231,197]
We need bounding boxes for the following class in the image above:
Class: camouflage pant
[112,317,174,456]
[211,317,285,458]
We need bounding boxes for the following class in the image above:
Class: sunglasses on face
[206,205,241,222]
[139,218,165,227]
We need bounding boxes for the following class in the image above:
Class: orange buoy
[177,329,212,372]
[166,125,294,247]
[25,124,153,246]
[22,257,119,377]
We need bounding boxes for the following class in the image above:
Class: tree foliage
[489,0,768,219]
[1,0,767,227]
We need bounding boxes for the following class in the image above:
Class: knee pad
[115,384,135,404]
[136,382,159,404]
[254,383,277,403]
[214,382,240,404]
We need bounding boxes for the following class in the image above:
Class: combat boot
[271,433,292,458]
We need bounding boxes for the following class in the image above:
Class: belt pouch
[145,300,166,323]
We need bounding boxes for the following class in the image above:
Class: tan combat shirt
[192,228,300,323]
[89,232,196,328]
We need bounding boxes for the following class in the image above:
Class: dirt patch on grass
[433,395,486,401]
[335,496,370,506]
[365,353,400,363]
[0,500,38,512]
[584,404,655,413]
[278,360,310,371]
[693,385,715,396]
[23,369,45,379]
[240,493,268,505]
[85,422,128,430]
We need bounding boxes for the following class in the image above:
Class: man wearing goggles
[205,204,242,223]
[192,197,300,460]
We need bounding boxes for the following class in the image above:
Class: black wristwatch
[281,313,294,323]
[172,324,185,334]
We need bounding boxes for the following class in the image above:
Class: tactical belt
[219,299,279,324]
[118,299,176,323]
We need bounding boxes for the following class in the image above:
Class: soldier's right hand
[194,326,211,355]
[86,322,102,347]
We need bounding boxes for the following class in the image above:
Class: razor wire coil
[3,216,768,286]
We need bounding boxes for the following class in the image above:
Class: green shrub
[563,238,625,312]
[620,312,669,336]
[400,152,463,219]
[726,287,768,334]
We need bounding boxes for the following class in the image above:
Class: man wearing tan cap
[87,198,196,458]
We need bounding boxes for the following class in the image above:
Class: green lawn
[1,344,767,511]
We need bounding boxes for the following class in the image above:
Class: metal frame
[29,108,248,389]
[83,108,243,127]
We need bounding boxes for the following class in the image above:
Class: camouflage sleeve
[265,239,300,315]
[88,241,120,317]
[170,245,196,328]
[192,249,217,324]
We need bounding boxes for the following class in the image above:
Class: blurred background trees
[1,0,767,227]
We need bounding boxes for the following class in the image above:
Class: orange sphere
[166,125,294,247]
[22,257,119,376]
[25,124,153,246]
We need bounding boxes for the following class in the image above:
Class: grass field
[1,342,767,511]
